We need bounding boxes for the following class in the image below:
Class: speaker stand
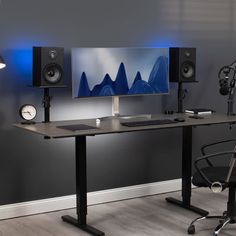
[177,82,185,113]
[42,88,52,139]
[42,88,51,123]
[227,99,235,116]
[227,80,236,116]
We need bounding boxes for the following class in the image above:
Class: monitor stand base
[98,114,152,121]
[118,114,152,120]
[98,96,152,121]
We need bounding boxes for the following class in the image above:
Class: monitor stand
[99,96,152,121]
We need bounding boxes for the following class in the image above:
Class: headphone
[218,65,236,96]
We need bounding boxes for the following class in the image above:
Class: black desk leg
[166,126,209,216]
[62,136,105,236]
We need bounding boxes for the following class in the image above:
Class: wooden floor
[0,188,235,236]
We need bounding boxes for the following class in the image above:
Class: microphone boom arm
[227,78,236,116]
[219,60,236,116]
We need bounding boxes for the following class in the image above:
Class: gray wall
[0,0,236,205]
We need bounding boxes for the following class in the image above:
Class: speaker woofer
[43,64,62,84]
[181,61,195,79]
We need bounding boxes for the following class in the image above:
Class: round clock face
[19,104,37,121]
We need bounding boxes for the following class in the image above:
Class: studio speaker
[169,47,196,82]
[33,47,65,87]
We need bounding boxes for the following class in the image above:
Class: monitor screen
[72,48,169,98]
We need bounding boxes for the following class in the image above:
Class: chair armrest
[201,139,236,167]
[194,151,236,188]
[201,139,236,155]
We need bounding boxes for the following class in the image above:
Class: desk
[14,113,236,236]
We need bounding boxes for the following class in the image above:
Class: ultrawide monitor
[72,48,169,98]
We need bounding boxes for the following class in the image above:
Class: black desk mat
[57,124,99,131]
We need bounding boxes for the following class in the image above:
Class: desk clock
[19,104,37,124]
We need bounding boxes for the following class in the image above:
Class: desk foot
[62,215,105,236]
[165,197,209,216]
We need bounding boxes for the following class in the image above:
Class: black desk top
[14,113,236,139]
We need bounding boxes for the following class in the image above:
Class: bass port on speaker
[43,64,63,84]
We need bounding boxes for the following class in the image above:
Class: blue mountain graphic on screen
[114,63,129,94]
[78,72,91,97]
[91,74,114,96]
[77,56,168,97]
[148,56,168,93]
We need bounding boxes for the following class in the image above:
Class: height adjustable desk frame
[166,126,204,214]
[14,113,236,236]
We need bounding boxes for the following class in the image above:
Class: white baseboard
[0,178,183,220]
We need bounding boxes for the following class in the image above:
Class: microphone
[219,86,229,95]
[219,78,229,95]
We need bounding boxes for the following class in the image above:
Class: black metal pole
[227,99,234,116]
[43,88,51,123]
[178,82,183,113]
[76,136,87,225]
[182,126,192,205]
[227,80,236,116]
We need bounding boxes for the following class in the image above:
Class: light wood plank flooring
[0,188,235,236]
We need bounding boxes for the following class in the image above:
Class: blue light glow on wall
[14,49,32,73]
[6,37,50,84]
[146,37,179,48]
[7,48,33,84]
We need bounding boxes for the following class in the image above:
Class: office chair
[188,139,236,236]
